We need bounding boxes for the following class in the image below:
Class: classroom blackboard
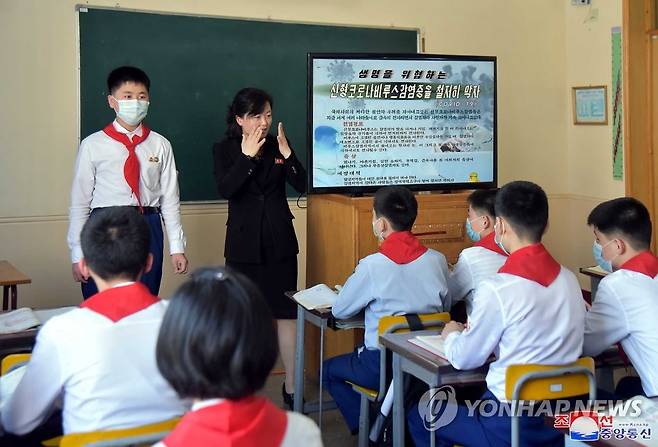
[79,7,418,201]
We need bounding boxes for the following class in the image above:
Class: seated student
[447,188,507,313]
[408,181,586,447]
[153,267,321,447]
[323,185,450,434]
[1,207,187,439]
[583,197,658,399]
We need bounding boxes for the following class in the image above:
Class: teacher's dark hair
[225,88,273,137]
[156,267,278,400]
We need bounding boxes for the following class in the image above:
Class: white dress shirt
[1,285,187,435]
[67,120,186,263]
[332,249,450,349]
[153,399,322,447]
[444,267,586,402]
[584,269,658,396]
[447,245,507,312]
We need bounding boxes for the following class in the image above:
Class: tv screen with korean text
[308,53,497,194]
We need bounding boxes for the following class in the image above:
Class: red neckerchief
[163,396,287,447]
[498,243,561,287]
[102,122,151,209]
[380,231,429,265]
[474,232,508,257]
[80,282,159,322]
[619,251,658,278]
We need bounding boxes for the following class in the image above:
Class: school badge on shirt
[148,155,159,163]
[275,158,284,165]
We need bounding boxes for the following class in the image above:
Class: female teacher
[213,88,307,409]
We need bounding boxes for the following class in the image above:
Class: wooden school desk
[580,265,608,299]
[0,261,32,310]
[380,330,489,447]
[286,291,364,431]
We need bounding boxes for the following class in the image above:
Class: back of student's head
[156,267,278,400]
[373,186,418,231]
[587,197,652,250]
[495,181,548,243]
[107,66,151,95]
[468,189,498,218]
[80,206,150,282]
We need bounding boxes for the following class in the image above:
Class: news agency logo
[554,411,610,441]
[418,385,459,431]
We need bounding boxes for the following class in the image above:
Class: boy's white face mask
[113,97,149,126]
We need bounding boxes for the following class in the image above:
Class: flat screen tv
[308,53,497,194]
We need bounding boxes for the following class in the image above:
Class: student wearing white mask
[408,181,585,447]
[67,66,188,299]
[323,186,450,434]
[446,189,507,313]
[584,197,658,399]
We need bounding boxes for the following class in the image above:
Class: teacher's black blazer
[213,134,307,264]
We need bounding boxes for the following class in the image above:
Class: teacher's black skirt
[227,249,298,320]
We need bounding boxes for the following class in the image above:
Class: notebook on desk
[292,284,338,310]
[0,306,77,334]
[409,334,448,359]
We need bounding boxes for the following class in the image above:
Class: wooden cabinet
[304,192,471,377]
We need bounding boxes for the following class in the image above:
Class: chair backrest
[375,312,451,397]
[378,312,451,335]
[1,353,31,375]
[59,417,181,447]
[506,357,596,447]
[505,357,596,401]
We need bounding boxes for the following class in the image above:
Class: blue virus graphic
[327,60,355,82]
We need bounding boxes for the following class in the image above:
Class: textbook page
[409,334,447,359]
[0,308,40,334]
[293,284,338,310]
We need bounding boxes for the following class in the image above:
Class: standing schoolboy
[408,181,586,447]
[447,188,507,312]
[3,207,187,437]
[584,197,658,398]
[323,186,450,434]
[67,66,188,298]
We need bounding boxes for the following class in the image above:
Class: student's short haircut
[468,189,498,218]
[225,88,273,138]
[80,206,150,281]
[373,186,418,232]
[495,181,548,243]
[107,66,151,94]
[587,197,652,250]
[156,267,278,400]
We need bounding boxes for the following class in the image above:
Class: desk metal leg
[294,305,305,413]
[2,286,8,311]
[392,353,405,447]
[10,285,17,310]
[318,324,325,431]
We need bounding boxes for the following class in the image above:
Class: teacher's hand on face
[241,127,266,158]
[277,122,292,159]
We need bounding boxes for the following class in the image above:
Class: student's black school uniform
[213,134,306,319]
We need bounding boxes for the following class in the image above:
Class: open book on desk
[409,334,448,360]
[292,284,338,310]
[0,306,77,334]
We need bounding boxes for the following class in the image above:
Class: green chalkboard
[79,8,417,200]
